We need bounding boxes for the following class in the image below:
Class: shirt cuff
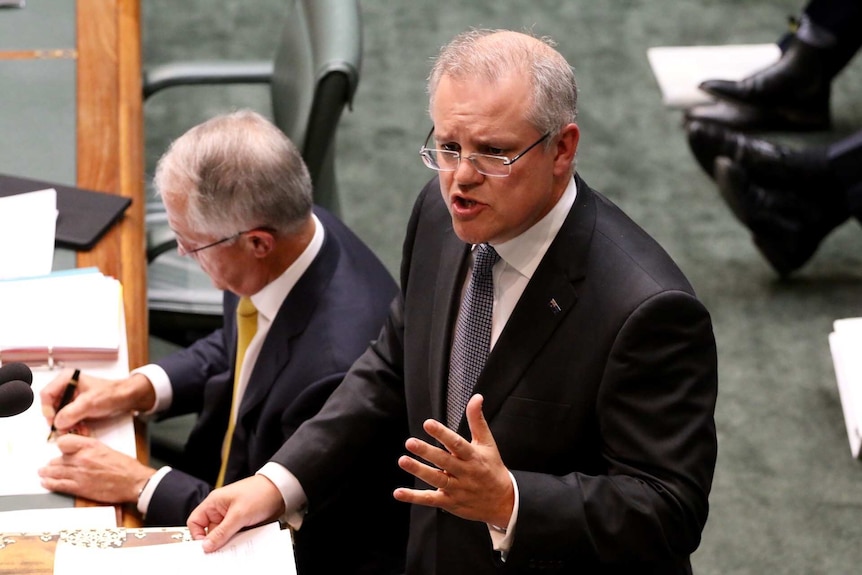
[258,462,308,530]
[131,364,172,416]
[488,470,519,559]
[136,465,173,516]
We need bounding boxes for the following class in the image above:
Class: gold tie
[215,296,257,488]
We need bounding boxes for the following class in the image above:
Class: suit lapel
[467,176,596,430]
[238,223,340,421]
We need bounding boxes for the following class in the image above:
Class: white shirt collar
[491,176,577,280]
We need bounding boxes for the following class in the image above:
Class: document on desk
[0,372,136,496]
[0,275,133,496]
[53,522,296,575]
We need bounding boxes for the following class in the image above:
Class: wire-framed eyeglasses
[177,227,273,257]
[419,127,550,178]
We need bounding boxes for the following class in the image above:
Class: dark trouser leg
[799,0,862,76]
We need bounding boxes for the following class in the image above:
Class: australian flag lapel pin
[548,298,562,314]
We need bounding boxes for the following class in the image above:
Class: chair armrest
[147,227,178,264]
[146,211,179,263]
[143,60,275,99]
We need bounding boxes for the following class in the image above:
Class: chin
[451,223,493,245]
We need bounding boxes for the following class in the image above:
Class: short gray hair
[428,29,578,143]
[154,109,313,236]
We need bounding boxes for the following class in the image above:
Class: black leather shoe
[689,36,832,132]
[684,99,827,133]
[685,120,829,183]
[712,156,848,276]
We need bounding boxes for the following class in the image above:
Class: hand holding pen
[47,369,80,440]
[40,369,157,436]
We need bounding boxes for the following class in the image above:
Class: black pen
[48,368,80,441]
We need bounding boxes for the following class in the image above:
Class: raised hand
[394,394,515,527]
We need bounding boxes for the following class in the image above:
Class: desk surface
[0,526,188,575]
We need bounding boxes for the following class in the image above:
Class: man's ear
[247,229,275,257]
[553,123,579,177]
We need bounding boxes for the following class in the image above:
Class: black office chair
[143,0,362,466]
[144,0,362,348]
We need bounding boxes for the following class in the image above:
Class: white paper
[0,505,116,532]
[53,522,296,575]
[0,282,133,496]
[830,317,862,458]
[0,269,122,352]
[0,188,58,280]
[0,374,135,496]
[647,43,781,108]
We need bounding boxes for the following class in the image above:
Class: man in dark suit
[188,30,718,574]
[39,110,407,574]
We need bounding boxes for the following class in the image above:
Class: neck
[262,216,315,284]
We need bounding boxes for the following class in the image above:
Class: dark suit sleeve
[144,469,213,527]
[509,289,717,566]
[156,326,231,417]
[266,196,425,504]
[270,294,409,501]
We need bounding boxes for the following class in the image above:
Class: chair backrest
[271,0,362,213]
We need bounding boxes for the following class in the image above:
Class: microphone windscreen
[0,362,33,385]
[0,379,35,417]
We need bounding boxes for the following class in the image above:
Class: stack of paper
[829,317,862,458]
[0,268,122,365]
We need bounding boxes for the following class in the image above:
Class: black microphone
[0,362,33,385]
[0,379,34,417]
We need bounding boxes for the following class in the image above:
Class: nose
[453,155,484,185]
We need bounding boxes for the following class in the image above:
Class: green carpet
[143,1,862,572]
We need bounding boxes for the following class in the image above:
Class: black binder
[0,173,132,251]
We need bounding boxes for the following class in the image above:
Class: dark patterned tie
[447,243,500,429]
